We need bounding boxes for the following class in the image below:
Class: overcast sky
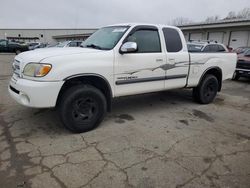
[0,0,249,28]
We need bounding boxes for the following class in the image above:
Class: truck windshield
[81,26,129,50]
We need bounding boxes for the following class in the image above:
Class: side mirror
[120,42,137,54]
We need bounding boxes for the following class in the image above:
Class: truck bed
[187,52,237,87]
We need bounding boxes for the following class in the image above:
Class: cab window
[126,29,161,53]
[162,28,183,52]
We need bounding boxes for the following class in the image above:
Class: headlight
[23,63,52,77]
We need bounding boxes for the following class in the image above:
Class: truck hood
[16,47,101,63]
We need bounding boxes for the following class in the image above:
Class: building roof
[178,18,250,30]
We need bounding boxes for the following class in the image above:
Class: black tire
[232,72,240,81]
[15,50,21,55]
[58,84,107,133]
[193,74,219,104]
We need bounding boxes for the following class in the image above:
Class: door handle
[156,58,163,62]
[168,59,175,65]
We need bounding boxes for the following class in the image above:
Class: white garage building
[0,28,97,44]
[179,18,250,49]
[1,19,250,49]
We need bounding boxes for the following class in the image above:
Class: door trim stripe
[115,74,187,85]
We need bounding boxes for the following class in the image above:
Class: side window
[203,45,219,52]
[210,45,219,52]
[77,42,82,46]
[162,28,183,52]
[218,45,226,52]
[68,42,77,47]
[245,50,250,56]
[126,29,161,53]
[203,45,210,52]
[0,40,7,46]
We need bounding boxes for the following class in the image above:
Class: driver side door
[114,26,166,97]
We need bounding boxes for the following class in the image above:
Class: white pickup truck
[9,23,237,133]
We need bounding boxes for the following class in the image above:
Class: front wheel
[58,84,107,133]
[193,74,219,104]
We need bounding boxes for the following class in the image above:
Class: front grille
[12,59,21,77]
[236,60,250,70]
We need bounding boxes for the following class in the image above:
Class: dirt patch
[203,157,213,163]
[236,133,250,140]
[117,114,134,121]
[214,97,225,105]
[33,109,48,116]
[192,109,214,122]
[179,120,189,126]
[115,119,125,124]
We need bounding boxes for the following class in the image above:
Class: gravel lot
[0,54,250,188]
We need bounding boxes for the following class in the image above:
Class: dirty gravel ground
[0,54,250,188]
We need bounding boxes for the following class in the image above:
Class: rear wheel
[58,84,107,133]
[193,74,219,104]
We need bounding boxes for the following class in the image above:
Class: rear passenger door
[162,27,190,89]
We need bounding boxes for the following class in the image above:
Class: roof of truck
[107,23,179,29]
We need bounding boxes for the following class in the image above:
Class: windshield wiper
[85,44,103,50]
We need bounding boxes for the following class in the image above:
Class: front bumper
[235,68,250,77]
[9,76,64,108]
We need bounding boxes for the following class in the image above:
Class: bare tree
[170,17,193,26]
[237,8,250,18]
[205,15,220,23]
[225,11,237,20]
[171,7,250,26]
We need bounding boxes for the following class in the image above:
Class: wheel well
[57,75,112,111]
[200,67,222,91]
